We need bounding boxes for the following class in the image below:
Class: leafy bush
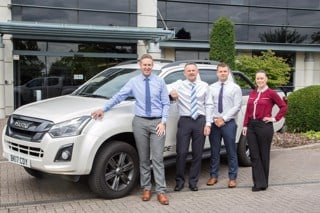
[286,85,320,132]
[235,50,291,88]
[304,131,320,140]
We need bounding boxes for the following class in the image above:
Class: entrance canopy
[0,21,175,43]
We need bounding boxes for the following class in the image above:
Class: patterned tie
[145,78,151,116]
[218,82,224,113]
[191,83,198,120]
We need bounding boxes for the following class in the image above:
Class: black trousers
[175,115,206,188]
[247,119,274,188]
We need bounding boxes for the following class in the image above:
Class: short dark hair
[217,62,229,70]
[184,62,198,69]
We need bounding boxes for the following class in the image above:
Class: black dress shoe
[189,186,198,191]
[251,187,267,192]
[174,184,184,191]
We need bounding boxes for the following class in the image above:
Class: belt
[136,116,162,120]
[180,115,205,119]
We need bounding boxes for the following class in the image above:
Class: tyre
[88,141,139,199]
[24,167,44,178]
[237,135,251,167]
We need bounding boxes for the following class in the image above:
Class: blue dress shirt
[103,73,170,124]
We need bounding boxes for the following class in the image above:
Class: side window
[198,70,218,85]
[48,78,59,86]
[163,70,185,84]
[26,78,44,87]
[232,72,255,96]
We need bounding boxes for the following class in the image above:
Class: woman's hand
[242,127,247,136]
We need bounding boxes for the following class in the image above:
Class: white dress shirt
[167,79,213,126]
[209,80,242,122]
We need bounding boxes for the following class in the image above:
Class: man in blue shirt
[91,54,170,205]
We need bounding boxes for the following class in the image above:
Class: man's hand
[170,90,179,100]
[214,117,225,128]
[204,125,211,136]
[91,109,104,120]
[156,122,166,136]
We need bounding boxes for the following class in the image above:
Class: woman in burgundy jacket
[242,70,287,192]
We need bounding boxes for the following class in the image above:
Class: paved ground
[1,118,320,213]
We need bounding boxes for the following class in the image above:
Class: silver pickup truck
[2,60,286,199]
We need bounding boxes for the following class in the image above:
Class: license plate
[8,154,31,168]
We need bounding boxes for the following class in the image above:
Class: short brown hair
[139,54,153,62]
[217,62,229,70]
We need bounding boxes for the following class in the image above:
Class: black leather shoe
[189,186,198,191]
[174,184,184,191]
[251,187,267,192]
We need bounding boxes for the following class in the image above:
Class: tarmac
[1,117,320,213]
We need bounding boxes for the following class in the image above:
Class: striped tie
[191,83,198,120]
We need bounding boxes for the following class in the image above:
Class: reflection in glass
[209,5,249,23]
[79,12,135,26]
[175,28,191,39]
[259,27,307,43]
[167,22,209,40]
[250,8,286,25]
[167,2,208,21]
[250,0,287,7]
[288,10,320,27]
[288,0,320,9]
[13,8,77,23]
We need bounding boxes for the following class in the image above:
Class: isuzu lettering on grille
[14,120,32,129]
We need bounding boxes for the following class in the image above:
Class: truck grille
[5,115,54,142]
[7,142,44,158]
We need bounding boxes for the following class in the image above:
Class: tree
[235,50,291,88]
[209,16,236,69]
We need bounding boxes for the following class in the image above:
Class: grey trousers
[132,116,166,194]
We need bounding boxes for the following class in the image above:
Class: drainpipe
[0,34,5,118]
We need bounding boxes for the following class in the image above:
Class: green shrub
[286,85,320,132]
[209,16,235,69]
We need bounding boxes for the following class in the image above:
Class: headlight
[48,116,91,138]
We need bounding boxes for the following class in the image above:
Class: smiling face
[184,63,199,83]
[255,71,268,89]
[139,56,154,77]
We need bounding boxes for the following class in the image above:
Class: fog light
[54,144,73,162]
[61,150,71,160]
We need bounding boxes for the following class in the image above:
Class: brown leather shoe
[228,180,237,188]
[157,193,169,205]
[207,177,218,186]
[142,189,151,201]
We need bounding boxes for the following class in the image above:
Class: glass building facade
[0,0,319,112]
[158,0,320,43]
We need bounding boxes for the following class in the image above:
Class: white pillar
[294,52,305,91]
[0,0,13,117]
[137,0,161,59]
[304,52,315,87]
[0,36,5,118]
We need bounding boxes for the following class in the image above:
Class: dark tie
[218,82,224,113]
[145,78,151,116]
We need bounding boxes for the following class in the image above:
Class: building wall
[0,0,13,118]
[0,0,319,118]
